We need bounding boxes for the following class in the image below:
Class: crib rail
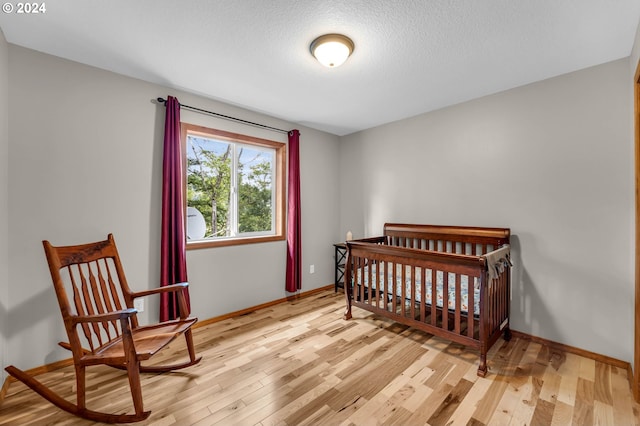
[383,223,510,256]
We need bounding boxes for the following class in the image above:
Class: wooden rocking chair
[5,234,202,423]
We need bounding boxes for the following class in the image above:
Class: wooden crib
[343,223,512,376]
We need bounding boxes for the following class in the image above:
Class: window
[182,123,286,248]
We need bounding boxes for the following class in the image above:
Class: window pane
[237,145,274,234]
[186,135,232,240]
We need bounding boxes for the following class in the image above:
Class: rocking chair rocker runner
[5,234,202,423]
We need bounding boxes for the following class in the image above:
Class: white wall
[6,45,341,370]
[340,59,634,363]
[0,29,8,383]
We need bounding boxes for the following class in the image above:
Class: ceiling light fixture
[310,34,354,68]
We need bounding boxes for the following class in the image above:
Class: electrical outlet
[310,264,315,274]
[134,298,144,313]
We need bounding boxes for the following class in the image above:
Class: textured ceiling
[1,1,639,136]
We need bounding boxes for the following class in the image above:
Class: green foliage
[238,160,272,233]
[187,140,231,237]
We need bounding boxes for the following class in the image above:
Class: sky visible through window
[187,135,273,183]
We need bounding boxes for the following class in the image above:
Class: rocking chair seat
[84,317,198,364]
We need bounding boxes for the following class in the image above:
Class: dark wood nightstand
[333,243,347,292]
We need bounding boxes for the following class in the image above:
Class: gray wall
[6,45,341,370]
[633,16,640,75]
[0,29,8,383]
[340,58,634,363]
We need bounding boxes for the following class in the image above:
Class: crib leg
[343,288,352,320]
[477,354,488,377]
[343,306,352,320]
[503,327,512,341]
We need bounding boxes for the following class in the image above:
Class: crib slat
[420,267,426,322]
[468,277,475,338]
[430,269,437,326]
[410,266,416,319]
[400,264,406,317]
[498,273,503,317]
[489,291,495,339]
[491,278,496,331]
[358,257,365,302]
[442,271,448,331]
[454,274,461,334]
[391,261,397,314]
[499,274,505,327]
[371,260,376,308]
[367,257,373,308]
[381,261,387,312]
[503,273,509,325]
[499,276,504,328]
[496,276,501,329]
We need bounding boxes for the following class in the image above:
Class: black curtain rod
[157,97,289,134]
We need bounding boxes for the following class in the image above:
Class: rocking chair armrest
[131,282,189,299]
[131,283,191,319]
[70,308,138,324]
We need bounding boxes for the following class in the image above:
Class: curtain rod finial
[157,97,166,103]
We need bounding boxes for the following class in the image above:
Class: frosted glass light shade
[310,34,354,68]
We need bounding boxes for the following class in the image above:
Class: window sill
[186,234,286,250]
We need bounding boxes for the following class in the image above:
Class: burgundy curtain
[160,96,190,321]
[285,130,302,292]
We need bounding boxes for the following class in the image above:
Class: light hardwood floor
[1,290,639,425]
